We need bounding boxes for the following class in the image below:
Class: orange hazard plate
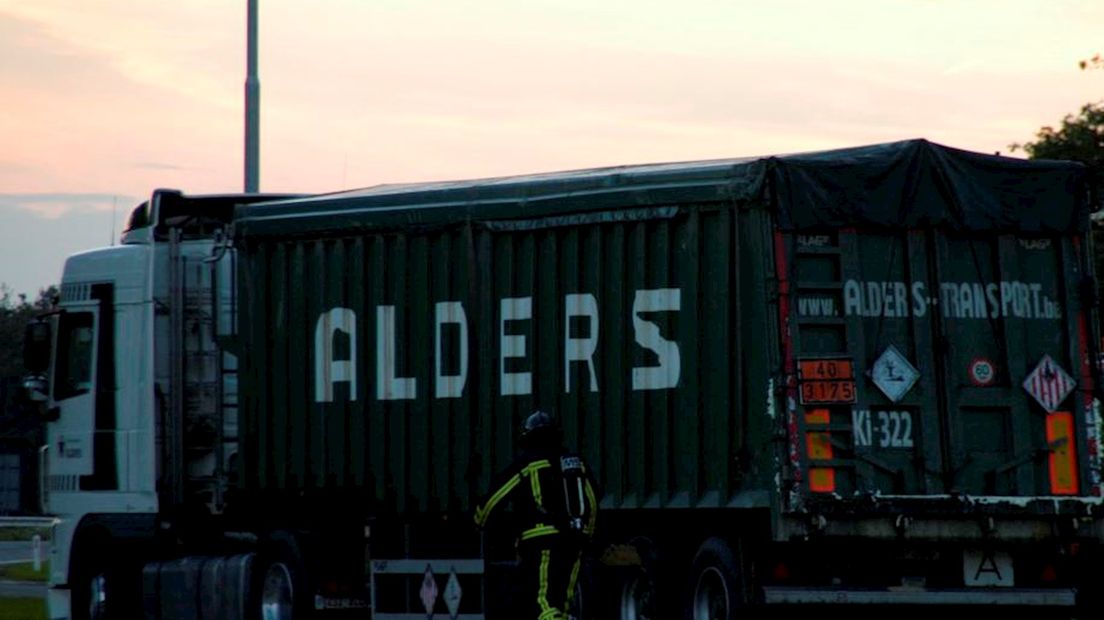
[800,380,857,405]
[798,359,855,381]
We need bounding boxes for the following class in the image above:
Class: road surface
[0,580,45,598]
[0,541,47,599]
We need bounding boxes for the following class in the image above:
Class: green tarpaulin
[234,139,1088,238]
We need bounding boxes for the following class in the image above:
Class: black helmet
[520,410,560,449]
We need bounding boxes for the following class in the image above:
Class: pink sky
[0,0,1101,296]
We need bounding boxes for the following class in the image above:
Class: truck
[21,139,1104,619]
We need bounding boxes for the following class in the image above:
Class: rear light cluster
[1045,411,1078,495]
[804,409,835,493]
[800,407,1079,496]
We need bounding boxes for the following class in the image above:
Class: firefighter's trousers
[518,542,583,620]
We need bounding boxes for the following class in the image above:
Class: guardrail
[0,516,57,528]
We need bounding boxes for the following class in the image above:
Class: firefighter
[474,410,599,620]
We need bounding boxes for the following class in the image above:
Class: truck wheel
[256,531,310,620]
[618,568,657,620]
[85,568,110,620]
[72,549,128,620]
[686,538,746,620]
[260,560,297,620]
[69,531,135,617]
[618,536,657,617]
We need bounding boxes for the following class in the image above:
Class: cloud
[0,8,243,195]
[0,193,137,219]
[0,3,241,110]
[131,162,187,172]
[0,206,118,298]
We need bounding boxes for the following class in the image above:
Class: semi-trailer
[23,139,1104,619]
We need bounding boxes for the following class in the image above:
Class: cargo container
[23,140,1104,620]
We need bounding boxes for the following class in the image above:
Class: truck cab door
[48,306,99,488]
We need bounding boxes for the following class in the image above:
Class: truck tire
[72,559,114,620]
[256,531,311,620]
[616,537,660,620]
[71,538,136,620]
[618,567,657,620]
[685,537,747,620]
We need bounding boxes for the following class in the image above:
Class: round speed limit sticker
[969,358,996,386]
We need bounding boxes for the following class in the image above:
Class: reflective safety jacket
[474,448,599,545]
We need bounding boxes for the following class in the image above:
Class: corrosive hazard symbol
[1022,355,1075,412]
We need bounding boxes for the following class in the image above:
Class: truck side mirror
[23,320,52,374]
[22,319,52,403]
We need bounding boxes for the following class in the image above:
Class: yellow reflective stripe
[522,459,550,509]
[474,472,521,526]
[538,549,552,615]
[521,524,559,540]
[565,554,581,612]
[523,460,552,475]
[531,466,544,508]
[583,479,598,536]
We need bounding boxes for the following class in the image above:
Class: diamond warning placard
[1023,355,1075,412]
[871,345,919,403]
[420,565,438,616]
[444,569,463,619]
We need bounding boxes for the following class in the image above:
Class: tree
[1012,102,1104,211]
[0,281,55,433]
[1012,57,1104,212]
[0,284,57,380]
[1011,57,1104,321]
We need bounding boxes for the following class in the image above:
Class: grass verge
[0,597,45,620]
[0,561,48,582]
[0,527,51,542]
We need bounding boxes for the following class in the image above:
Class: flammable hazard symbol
[1022,355,1075,413]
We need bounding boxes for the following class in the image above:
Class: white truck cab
[22,190,293,620]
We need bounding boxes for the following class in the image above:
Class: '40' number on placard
[852,409,914,448]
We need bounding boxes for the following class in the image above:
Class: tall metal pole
[244,0,260,193]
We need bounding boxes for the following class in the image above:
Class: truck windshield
[53,312,94,400]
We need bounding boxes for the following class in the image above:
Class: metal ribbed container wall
[234,163,776,515]
[233,140,1093,517]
